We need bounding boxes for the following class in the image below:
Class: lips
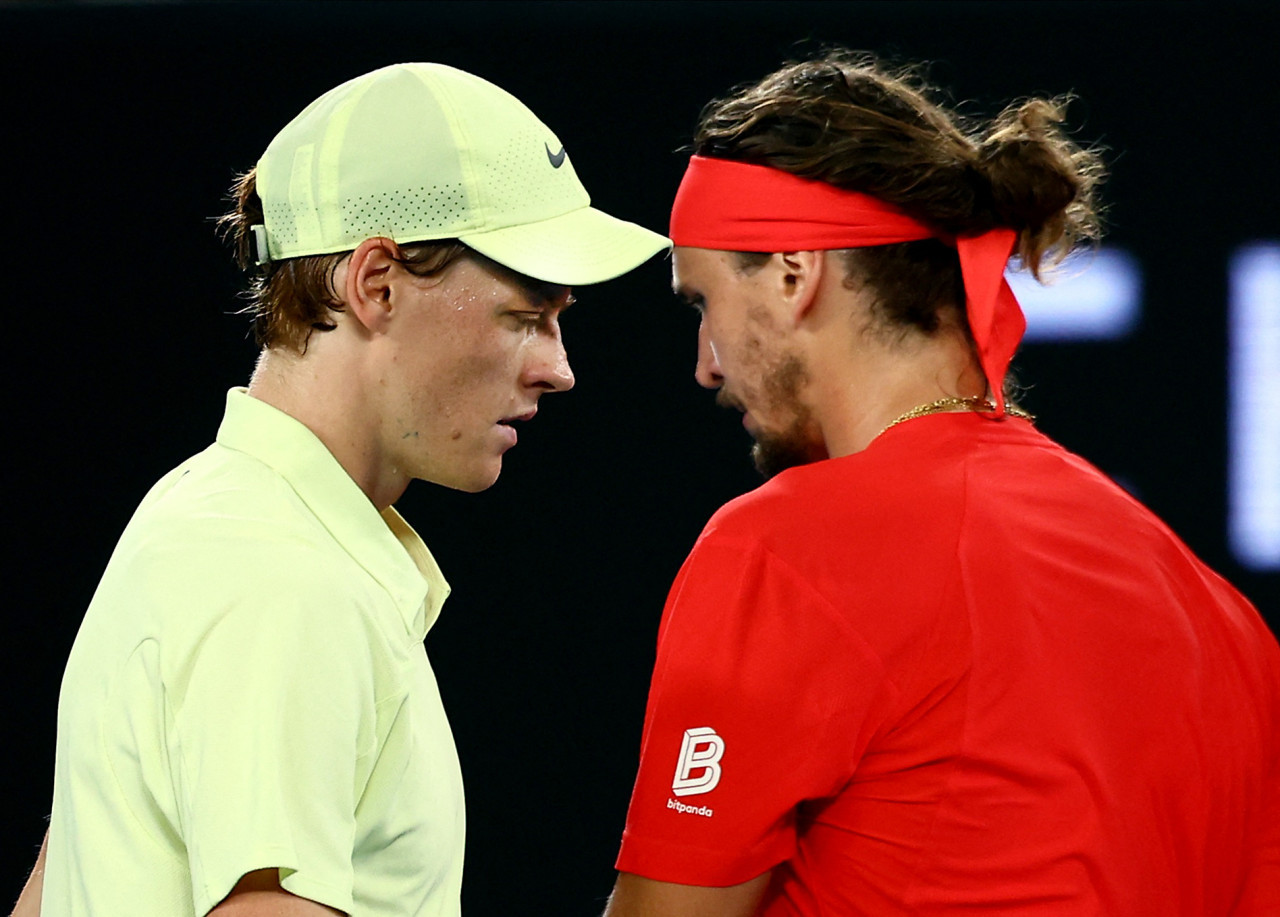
[499,408,537,426]
[715,389,747,414]
[496,409,537,448]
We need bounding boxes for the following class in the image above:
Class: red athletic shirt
[616,413,1280,914]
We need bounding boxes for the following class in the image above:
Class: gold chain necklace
[878,396,1034,437]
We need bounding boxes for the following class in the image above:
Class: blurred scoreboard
[1008,242,1280,572]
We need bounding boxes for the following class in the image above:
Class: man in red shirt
[603,51,1280,916]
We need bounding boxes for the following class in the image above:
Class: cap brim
[458,206,671,285]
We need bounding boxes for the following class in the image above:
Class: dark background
[3,1,1277,914]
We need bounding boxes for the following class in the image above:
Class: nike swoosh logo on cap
[545,142,567,168]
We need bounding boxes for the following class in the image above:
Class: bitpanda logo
[671,726,724,797]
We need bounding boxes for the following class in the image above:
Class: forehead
[671,246,741,296]
[453,253,573,306]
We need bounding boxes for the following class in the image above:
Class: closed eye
[509,310,546,328]
[674,282,705,313]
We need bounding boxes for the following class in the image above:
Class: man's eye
[510,311,544,327]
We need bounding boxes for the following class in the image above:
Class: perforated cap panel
[253,62,666,282]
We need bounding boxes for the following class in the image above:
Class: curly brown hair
[217,168,469,353]
[694,50,1106,336]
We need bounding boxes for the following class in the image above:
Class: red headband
[669,155,1025,416]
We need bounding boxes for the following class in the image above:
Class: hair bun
[691,51,1105,281]
[974,98,1103,277]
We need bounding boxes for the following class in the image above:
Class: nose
[694,316,723,389]
[527,321,575,393]
[546,340,575,392]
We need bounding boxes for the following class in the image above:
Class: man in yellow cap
[15,63,667,917]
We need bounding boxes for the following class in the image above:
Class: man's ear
[775,250,825,326]
[342,237,401,333]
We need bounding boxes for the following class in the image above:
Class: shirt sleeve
[616,532,897,886]
[170,571,392,917]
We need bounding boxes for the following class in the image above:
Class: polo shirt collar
[215,388,450,640]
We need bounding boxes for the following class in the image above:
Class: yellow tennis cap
[252,63,669,284]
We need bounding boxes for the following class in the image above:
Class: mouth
[715,389,747,414]
[725,399,759,437]
[498,408,538,427]
[712,390,752,430]
[495,409,537,447]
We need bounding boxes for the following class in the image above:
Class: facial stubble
[742,352,827,479]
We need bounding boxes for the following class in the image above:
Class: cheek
[433,341,524,419]
[726,326,766,377]
[389,311,528,441]
[455,332,524,383]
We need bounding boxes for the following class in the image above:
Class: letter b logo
[672,727,724,797]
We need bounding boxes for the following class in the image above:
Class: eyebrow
[528,280,574,309]
[481,254,574,308]
[516,282,574,316]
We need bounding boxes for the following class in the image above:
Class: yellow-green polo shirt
[45,388,464,917]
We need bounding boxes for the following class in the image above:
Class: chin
[751,431,828,480]
[424,457,504,494]
[450,471,502,493]
[461,461,506,493]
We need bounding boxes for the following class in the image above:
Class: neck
[807,312,987,457]
[247,340,408,509]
